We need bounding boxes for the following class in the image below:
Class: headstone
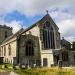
[58,60,62,68]
[2,65,5,69]
[10,71,19,75]
[21,65,25,69]
[27,65,30,69]
[33,64,36,68]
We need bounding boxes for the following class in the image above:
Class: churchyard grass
[15,67,75,75]
[0,64,75,75]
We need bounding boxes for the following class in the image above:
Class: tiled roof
[20,13,59,34]
[1,13,59,44]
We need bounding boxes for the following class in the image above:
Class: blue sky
[0,0,75,42]
[4,11,44,27]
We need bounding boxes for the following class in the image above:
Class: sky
[0,0,75,42]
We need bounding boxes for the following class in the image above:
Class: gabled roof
[20,13,59,34]
[1,13,59,44]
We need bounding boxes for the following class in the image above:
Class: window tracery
[41,21,55,49]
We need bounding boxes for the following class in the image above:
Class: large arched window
[42,21,55,49]
[26,39,34,56]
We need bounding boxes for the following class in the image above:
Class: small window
[11,59,12,63]
[43,58,48,67]
[7,58,8,63]
[5,58,7,62]
[0,48,1,56]
[8,44,11,56]
[4,46,6,56]
[5,31,8,38]
[2,46,3,56]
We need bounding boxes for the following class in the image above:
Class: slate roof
[20,13,59,34]
[1,13,58,44]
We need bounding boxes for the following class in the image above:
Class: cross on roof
[46,10,48,14]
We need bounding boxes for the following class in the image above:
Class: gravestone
[58,60,62,68]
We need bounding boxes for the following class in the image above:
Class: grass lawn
[14,67,75,75]
[0,64,75,75]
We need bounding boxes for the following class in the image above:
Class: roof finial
[62,37,64,40]
[46,10,48,14]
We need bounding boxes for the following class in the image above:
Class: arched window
[26,39,34,56]
[8,44,11,56]
[2,46,3,56]
[4,46,6,56]
[0,48,1,56]
[42,21,55,49]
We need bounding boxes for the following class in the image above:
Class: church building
[0,13,75,67]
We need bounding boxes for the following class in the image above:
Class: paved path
[10,71,19,75]
[0,71,19,75]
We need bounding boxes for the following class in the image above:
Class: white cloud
[57,18,75,42]
[6,21,22,33]
[0,0,75,42]
[0,20,22,34]
[49,8,75,42]
[0,0,75,16]
[50,9,72,22]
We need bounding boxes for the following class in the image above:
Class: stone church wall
[0,37,17,64]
